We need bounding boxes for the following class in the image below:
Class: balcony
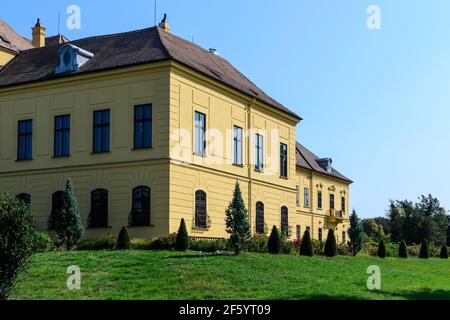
[327,209,345,225]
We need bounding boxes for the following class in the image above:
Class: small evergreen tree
[440,245,448,259]
[447,225,450,247]
[324,229,338,257]
[175,218,189,251]
[299,229,313,256]
[116,227,131,250]
[225,182,251,256]
[268,226,281,254]
[419,240,429,259]
[399,240,408,258]
[377,240,386,258]
[348,209,364,256]
[54,178,84,250]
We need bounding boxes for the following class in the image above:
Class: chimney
[158,14,171,33]
[32,18,46,48]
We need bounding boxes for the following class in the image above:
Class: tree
[440,245,448,259]
[54,178,84,250]
[419,240,429,259]
[362,219,385,241]
[324,229,337,257]
[348,209,364,256]
[175,218,189,251]
[268,226,281,254]
[0,193,39,300]
[388,201,404,243]
[225,182,251,256]
[399,240,408,258]
[373,217,391,237]
[116,226,131,250]
[377,240,386,258]
[299,230,313,256]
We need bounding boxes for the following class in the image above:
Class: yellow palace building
[0,18,352,241]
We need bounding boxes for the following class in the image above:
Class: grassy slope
[11,251,450,300]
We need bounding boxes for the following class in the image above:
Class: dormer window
[55,44,94,75]
[317,158,333,173]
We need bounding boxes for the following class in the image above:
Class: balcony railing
[327,209,345,225]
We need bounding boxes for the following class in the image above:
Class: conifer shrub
[299,230,313,256]
[399,240,408,258]
[324,229,338,257]
[268,226,281,254]
[440,245,449,259]
[419,240,429,259]
[175,219,189,251]
[377,240,386,258]
[116,227,131,250]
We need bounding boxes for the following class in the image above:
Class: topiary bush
[419,240,429,259]
[399,240,408,258]
[268,226,281,254]
[440,245,449,259]
[0,192,40,300]
[300,230,314,256]
[245,235,268,253]
[32,231,55,253]
[324,229,338,257]
[116,227,131,250]
[175,219,189,251]
[377,240,386,258]
[149,233,177,250]
[77,233,117,251]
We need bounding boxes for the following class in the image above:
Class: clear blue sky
[3,0,450,218]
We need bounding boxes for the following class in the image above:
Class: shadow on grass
[165,252,235,259]
[372,288,450,300]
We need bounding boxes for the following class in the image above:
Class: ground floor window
[129,186,151,227]
[89,189,108,228]
[318,228,323,242]
[281,206,289,236]
[256,201,265,234]
[49,191,66,230]
[195,190,207,229]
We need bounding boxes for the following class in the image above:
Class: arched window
[256,201,265,234]
[281,206,289,236]
[49,191,66,230]
[130,186,151,226]
[89,189,108,228]
[195,190,207,229]
[17,193,31,206]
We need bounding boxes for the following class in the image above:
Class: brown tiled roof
[0,27,301,120]
[296,142,353,183]
[0,19,33,53]
[45,34,70,46]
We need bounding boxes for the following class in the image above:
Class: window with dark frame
[318,228,323,241]
[194,111,206,156]
[195,190,207,229]
[54,115,70,157]
[134,104,152,149]
[89,189,108,228]
[330,193,335,210]
[130,186,151,227]
[296,185,300,207]
[281,206,289,236]
[280,143,288,178]
[304,187,310,208]
[49,191,66,230]
[296,225,301,240]
[341,196,346,213]
[93,110,110,153]
[256,201,265,234]
[233,126,243,165]
[318,190,323,209]
[255,134,264,172]
[342,231,347,244]
[17,119,32,160]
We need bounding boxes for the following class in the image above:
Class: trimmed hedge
[268,226,281,254]
[116,227,131,250]
[399,240,408,258]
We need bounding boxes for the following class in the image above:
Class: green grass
[10,251,450,300]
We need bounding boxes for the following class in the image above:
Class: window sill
[87,226,112,230]
[15,159,33,162]
[52,155,71,159]
[132,146,153,151]
[233,163,244,168]
[90,151,111,155]
[193,152,206,158]
[192,227,209,232]
[279,176,288,180]
[254,168,264,173]
[128,224,155,228]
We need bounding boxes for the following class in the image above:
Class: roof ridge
[71,26,155,43]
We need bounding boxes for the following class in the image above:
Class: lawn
[10,250,450,300]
